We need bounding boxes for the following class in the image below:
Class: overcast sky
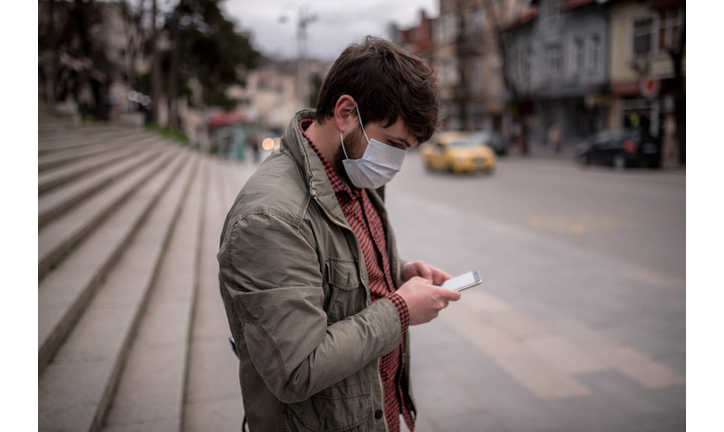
[223,0,439,61]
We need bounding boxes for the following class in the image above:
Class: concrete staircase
[38,109,250,431]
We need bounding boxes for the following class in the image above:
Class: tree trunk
[168,9,181,130]
[668,16,685,166]
[151,0,162,124]
[485,0,528,155]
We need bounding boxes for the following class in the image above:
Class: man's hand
[402,261,452,285]
[396,276,461,326]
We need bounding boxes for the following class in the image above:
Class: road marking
[528,213,638,235]
[441,296,685,400]
[625,268,685,290]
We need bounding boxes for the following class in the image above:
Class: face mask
[340,104,407,189]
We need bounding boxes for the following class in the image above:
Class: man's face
[333,116,418,183]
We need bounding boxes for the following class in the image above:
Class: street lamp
[279,4,317,108]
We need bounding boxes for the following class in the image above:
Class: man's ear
[333,95,357,133]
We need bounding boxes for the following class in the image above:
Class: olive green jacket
[217,109,415,431]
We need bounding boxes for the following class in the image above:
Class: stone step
[38,132,154,169]
[183,158,247,431]
[38,149,190,375]
[38,146,177,281]
[38,152,200,432]
[101,157,208,432]
[38,143,169,230]
[39,126,133,142]
[39,139,165,195]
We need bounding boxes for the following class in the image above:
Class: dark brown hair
[314,36,440,144]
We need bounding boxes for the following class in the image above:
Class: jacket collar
[280,109,348,225]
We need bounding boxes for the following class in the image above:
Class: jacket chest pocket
[325,259,363,323]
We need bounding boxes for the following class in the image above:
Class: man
[217,36,460,432]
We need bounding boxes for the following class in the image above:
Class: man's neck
[304,120,337,165]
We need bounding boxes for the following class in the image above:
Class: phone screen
[440,270,482,291]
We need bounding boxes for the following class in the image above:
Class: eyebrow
[391,139,415,149]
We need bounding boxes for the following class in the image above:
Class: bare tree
[167,6,181,130]
[667,11,685,166]
[151,0,162,123]
[483,0,531,155]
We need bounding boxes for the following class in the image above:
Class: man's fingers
[439,287,462,301]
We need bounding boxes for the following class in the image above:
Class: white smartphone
[439,270,482,292]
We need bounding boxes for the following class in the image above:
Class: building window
[467,7,485,35]
[633,17,655,58]
[544,0,562,27]
[522,47,533,85]
[546,44,562,77]
[440,58,458,86]
[436,14,457,45]
[472,56,484,91]
[589,35,600,71]
[572,38,584,73]
[659,7,683,50]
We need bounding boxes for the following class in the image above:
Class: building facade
[605,0,685,162]
[505,0,610,150]
[433,0,523,134]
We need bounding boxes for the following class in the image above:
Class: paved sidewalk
[386,191,685,432]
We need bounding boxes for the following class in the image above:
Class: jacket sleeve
[218,212,402,404]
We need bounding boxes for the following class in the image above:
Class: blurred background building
[37,0,685,165]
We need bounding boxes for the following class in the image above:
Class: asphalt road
[383,151,686,432]
[389,150,686,281]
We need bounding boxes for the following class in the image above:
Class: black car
[474,130,508,156]
[576,129,661,170]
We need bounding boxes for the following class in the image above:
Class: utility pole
[280,5,317,108]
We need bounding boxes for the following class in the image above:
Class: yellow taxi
[420,132,497,174]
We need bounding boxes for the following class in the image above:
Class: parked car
[420,132,497,174]
[576,129,661,170]
[474,130,508,156]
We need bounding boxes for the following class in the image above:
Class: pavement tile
[103,419,180,432]
[592,346,686,390]
[576,370,683,426]
[625,268,685,290]
[38,360,110,432]
[428,413,508,432]
[481,309,550,341]
[492,352,589,400]
[544,317,620,352]
[186,329,241,404]
[599,323,685,360]
[403,413,435,432]
[412,367,487,421]
[458,290,512,313]
[521,334,608,376]
[441,305,527,359]
[104,344,186,426]
[52,306,135,363]
[546,393,640,432]
[658,354,686,376]
[183,397,244,432]
[134,301,191,347]
[640,414,686,432]
[413,322,573,432]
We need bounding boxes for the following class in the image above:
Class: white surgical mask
[340,104,407,189]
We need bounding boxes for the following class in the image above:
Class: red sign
[640,76,661,99]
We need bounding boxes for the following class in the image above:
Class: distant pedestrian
[217,36,460,432]
[249,134,260,163]
[548,123,561,154]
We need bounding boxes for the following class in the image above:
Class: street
[384,151,685,431]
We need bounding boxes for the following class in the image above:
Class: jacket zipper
[313,195,388,431]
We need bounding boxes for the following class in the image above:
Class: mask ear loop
[354,102,371,143]
[340,132,350,159]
